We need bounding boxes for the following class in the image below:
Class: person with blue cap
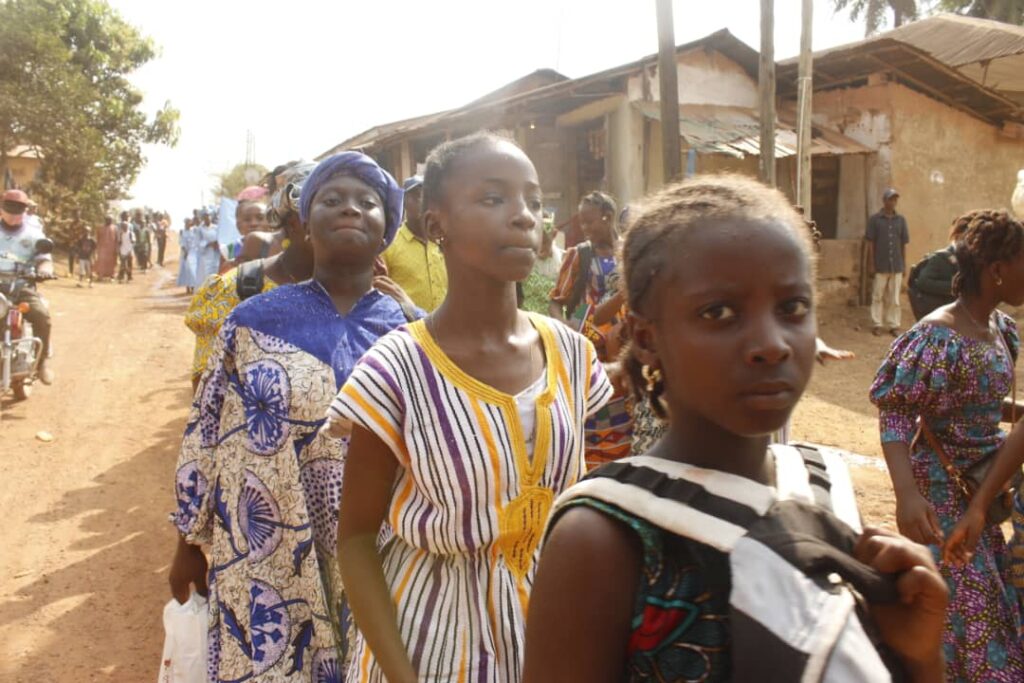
[168,151,420,682]
[380,173,448,311]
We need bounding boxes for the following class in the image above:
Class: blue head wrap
[299,151,404,250]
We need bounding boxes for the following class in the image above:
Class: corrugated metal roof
[634,103,872,157]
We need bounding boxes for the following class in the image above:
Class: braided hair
[620,174,814,416]
[579,190,618,234]
[950,210,1024,298]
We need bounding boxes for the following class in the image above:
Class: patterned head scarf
[299,151,404,250]
[265,161,317,229]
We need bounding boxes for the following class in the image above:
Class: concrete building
[319,18,1024,299]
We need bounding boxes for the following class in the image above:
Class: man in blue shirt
[0,189,54,383]
[865,188,909,337]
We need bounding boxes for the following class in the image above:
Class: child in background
[549,191,632,467]
[75,226,97,287]
[332,132,611,683]
[523,175,947,683]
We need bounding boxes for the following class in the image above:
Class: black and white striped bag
[550,444,904,682]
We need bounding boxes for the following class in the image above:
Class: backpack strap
[236,259,266,301]
[794,444,832,510]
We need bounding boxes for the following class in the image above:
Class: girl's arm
[882,441,943,546]
[522,506,640,683]
[592,290,625,327]
[944,420,1024,564]
[336,425,416,683]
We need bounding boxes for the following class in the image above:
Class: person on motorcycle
[0,189,54,384]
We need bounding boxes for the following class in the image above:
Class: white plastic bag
[157,592,208,683]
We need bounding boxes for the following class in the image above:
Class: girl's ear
[423,206,445,244]
[627,310,659,368]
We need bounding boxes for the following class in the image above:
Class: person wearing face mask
[0,189,54,384]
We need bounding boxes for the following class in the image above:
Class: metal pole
[656,0,681,183]
[797,0,813,214]
[759,0,776,186]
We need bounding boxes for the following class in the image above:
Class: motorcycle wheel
[12,378,31,401]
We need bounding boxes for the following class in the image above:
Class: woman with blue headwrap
[168,152,417,682]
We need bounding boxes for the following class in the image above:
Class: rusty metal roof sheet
[635,102,872,157]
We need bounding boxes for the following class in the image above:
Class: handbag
[915,320,1021,525]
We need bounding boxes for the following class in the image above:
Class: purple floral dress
[172,281,412,682]
[870,312,1024,681]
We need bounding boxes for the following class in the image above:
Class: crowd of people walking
[165,130,1024,682]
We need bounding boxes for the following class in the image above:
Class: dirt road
[2,254,991,680]
[0,261,193,682]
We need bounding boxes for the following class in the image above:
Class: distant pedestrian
[154,213,168,266]
[75,226,97,287]
[193,211,219,284]
[117,212,135,283]
[177,218,199,293]
[94,216,117,280]
[133,210,152,272]
[866,188,909,336]
[66,210,85,276]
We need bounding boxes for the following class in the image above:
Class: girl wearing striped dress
[331,132,612,683]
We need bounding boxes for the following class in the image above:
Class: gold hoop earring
[996,276,1004,287]
[641,365,662,393]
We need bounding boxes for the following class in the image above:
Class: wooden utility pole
[656,0,681,182]
[759,0,776,186]
[797,0,813,215]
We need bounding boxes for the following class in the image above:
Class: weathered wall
[522,123,574,225]
[889,82,1024,264]
[628,47,758,109]
[607,100,646,207]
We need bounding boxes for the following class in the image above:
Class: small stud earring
[996,276,1004,286]
[641,365,662,393]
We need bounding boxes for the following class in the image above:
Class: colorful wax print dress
[870,312,1024,682]
[329,314,612,682]
[172,281,411,682]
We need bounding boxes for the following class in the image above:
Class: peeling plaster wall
[607,100,646,207]
[888,83,1024,265]
[627,47,759,108]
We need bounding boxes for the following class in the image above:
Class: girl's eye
[528,199,543,212]
[360,198,378,210]
[322,197,340,207]
[699,304,737,321]
[779,298,811,317]
[481,195,503,206]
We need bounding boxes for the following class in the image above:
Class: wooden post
[656,0,681,183]
[796,0,813,214]
[759,0,776,186]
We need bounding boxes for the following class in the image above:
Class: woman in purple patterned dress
[870,209,1024,681]
[167,152,417,682]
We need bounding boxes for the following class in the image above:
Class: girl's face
[632,218,817,437]
[426,141,542,282]
[236,203,266,236]
[578,203,613,244]
[307,174,386,267]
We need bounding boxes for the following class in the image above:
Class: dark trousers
[15,287,51,360]
[156,237,167,266]
[118,253,133,282]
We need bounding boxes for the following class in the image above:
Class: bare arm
[522,506,640,683]
[337,425,416,683]
[592,290,625,327]
[882,441,942,545]
[547,300,567,324]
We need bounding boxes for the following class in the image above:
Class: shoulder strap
[565,241,593,316]
[236,259,266,301]
[793,444,832,509]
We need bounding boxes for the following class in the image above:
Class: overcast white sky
[108,0,873,222]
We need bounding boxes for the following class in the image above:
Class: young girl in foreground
[331,132,612,682]
[522,175,947,682]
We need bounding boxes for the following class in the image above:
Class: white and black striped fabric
[550,444,905,682]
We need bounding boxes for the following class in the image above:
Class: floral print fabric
[870,312,1024,682]
[172,281,411,682]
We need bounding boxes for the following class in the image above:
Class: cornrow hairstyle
[950,209,1024,298]
[580,190,619,234]
[422,130,519,210]
[619,174,814,416]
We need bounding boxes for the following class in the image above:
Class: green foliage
[520,271,555,314]
[0,0,180,242]
[832,0,920,35]
[937,0,1024,24]
[211,163,270,201]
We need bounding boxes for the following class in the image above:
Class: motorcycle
[1,238,53,401]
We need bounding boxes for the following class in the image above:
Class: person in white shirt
[116,211,135,283]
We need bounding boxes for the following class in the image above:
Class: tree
[937,0,1024,24]
[832,0,920,35]
[211,163,270,201]
[0,0,179,242]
